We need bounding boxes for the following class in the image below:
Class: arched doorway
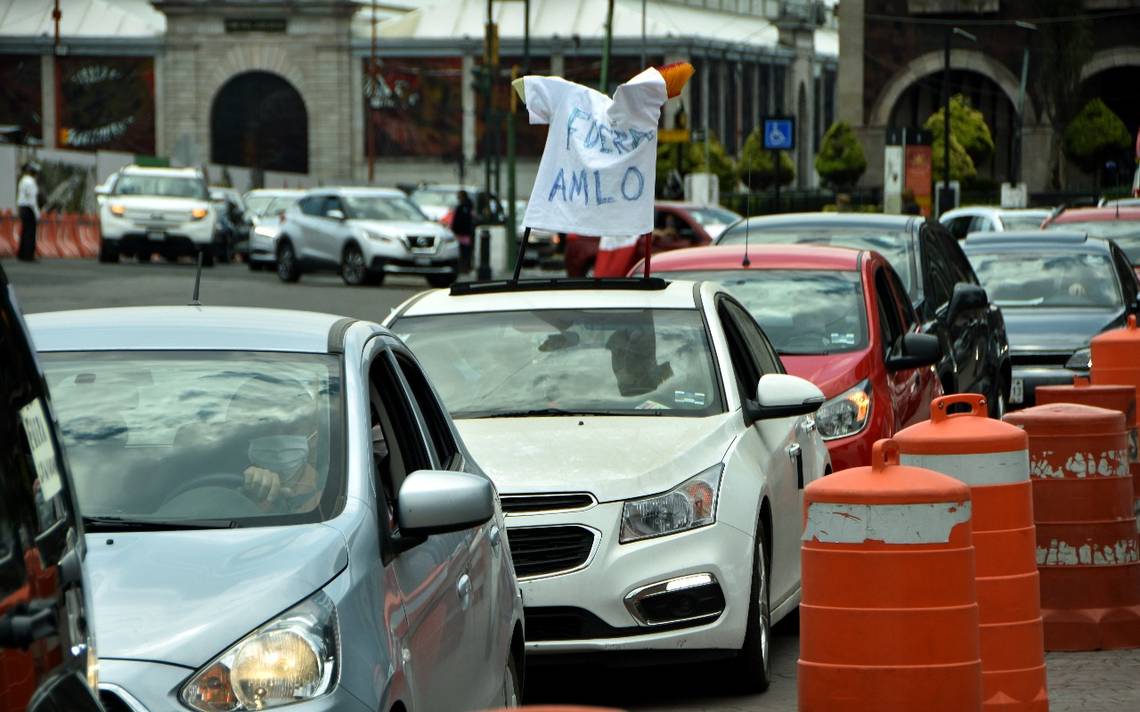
[210,71,308,173]
[886,69,1017,183]
[1080,65,1139,186]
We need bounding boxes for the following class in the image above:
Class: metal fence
[722,188,884,217]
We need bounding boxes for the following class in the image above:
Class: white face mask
[248,434,311,481]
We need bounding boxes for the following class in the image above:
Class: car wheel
[732,516,772,692]
[136,249,152,263]
[502,653,521,707]
[426,273,457,288]
[199,249,215,267]
[276,240,301,283]
[98,241,119,264]
[340,244,374,286]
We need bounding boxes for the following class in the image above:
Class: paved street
[6,257,1140,711]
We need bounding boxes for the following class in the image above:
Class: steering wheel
[161,472,252,506]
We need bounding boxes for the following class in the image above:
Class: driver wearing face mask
[227,377,323,513]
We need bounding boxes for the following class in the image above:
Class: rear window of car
[717,224,919,299]
[1046,220,1140,263]
[114,174,208,200]
[969,250,1123,308]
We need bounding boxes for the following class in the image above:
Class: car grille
[408,235,436,251]
[1010,352,1071,367]
[100,690,138,712]
[525,606,715,641]
[507,525,595,578]
[500,492,595,514]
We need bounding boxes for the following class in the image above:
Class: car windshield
[344,195,427,221]
[40,351,344,528]
[412,190,455,208]
[686,207,741,226]
[244,194,285,216]
[969,251,1122,308]
[656,270,868,354]
[1046,220,1140,262]
[394,309,724,418]
[717,225,918,298]
[1000,214,1048,231]
[113,174,208,200]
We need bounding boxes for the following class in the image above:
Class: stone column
[41,55,56,149]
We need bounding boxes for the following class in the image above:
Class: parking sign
[762,117,795,151]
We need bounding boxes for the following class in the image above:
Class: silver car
[243,189,305,271]
[29,306,524,712]
[277,188,460,287]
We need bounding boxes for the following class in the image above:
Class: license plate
[1010,378,1024,404]
[147,230,165,241]
[414,256,431,266]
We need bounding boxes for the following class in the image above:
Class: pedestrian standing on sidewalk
[17,162,40,262]
[452,190,475,272]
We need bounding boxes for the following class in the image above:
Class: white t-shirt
[18,174,39,217]
[522,68,666,237]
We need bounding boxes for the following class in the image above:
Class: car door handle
[787,443,805,489]
[489,525,502,549]
[457,573,472,610]
[800,418,816,433]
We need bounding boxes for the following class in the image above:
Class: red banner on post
[905,145,933,218]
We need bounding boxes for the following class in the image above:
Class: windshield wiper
[83,515,238,532]
[460,407,665,418]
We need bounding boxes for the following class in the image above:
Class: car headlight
[1065,347,1091,371]
[191,207,208,220]
[253,225,279,238]
[620,464,722,543]
[815,380,872,440]
[181,592,339,711]
[109,203,126,217]
[364,230,398,243]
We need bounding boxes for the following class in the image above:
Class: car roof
[396,280,702,318]
[647,244,863,272]
[728,212,918,232]
[963,230,1109,253]
[27,307,353,354]
[244,188,305,196]
[119,165,202,178]
[1050,206,1140,223]
[311,186,405,197]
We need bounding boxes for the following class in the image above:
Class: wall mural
[364,57,462,158]
[57,56,156,154]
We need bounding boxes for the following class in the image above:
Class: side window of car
[885,265,917,330]
[725,301,782,375]
[874,268,904,354]
[968,215,993,233]
[946,216,972,241]
[1111,246,1139,306]
[298,196,321,216]
[393,351,461,470]
[921,231,954,311]
[368,349,433,534]
[717,301,761,401]
[321,196,343,218]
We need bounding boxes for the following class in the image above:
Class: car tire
[340,244,377,286]
[502,652,521,707]
[247,260,263,272]
[731,516,772,693]
[276,239,301,283]
[426,273,457,288]
[136,249,152,263]
[199,249,215,268]
[98,241,119,264]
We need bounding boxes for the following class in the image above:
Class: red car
[564,202,741,277]
[636,244,944,470]
[1044,206,1140,279]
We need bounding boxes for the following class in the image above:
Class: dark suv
[717,213,1011,416]
[1,266,103,712]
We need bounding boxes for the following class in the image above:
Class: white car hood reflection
[455,413,739,502]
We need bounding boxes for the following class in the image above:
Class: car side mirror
[93,185,109,197]
[886,332,942,372]
[948,282,988,317]
[396,470,494,537]
[745,373,825,423]
[326,209,345,221]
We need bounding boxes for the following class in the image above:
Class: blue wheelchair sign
[763,118,795,151]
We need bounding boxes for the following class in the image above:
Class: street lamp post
[940,26,975,217]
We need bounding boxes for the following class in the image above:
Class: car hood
[780,350,872,399]
[350,219,450,238]
[106,195,209,211]
[1001,307,1125,353]
[455,414,738,502]
[86,523,348,668]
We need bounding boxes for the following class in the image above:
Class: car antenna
[189,251,204,306]
[510,226,532,284]
[742,160,752,268]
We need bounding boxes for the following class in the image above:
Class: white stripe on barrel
[803,501,972,544]
[1036,537,1139,566]
[900,450,1029,486]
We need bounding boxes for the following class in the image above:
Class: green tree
[740,125,794,190]
[814,121,867,189]
[930,132,976,183]
[688,134,739,194]
[1063,99,1131,181]
[923,94,995,169]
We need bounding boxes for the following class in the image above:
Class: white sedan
[386,278,829,690]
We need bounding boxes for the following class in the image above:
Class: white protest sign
[521,68,668,237]
[19,398,64,500]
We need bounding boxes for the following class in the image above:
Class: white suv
[276,187,460,287]
[387,278,830,690]
[96,166,219,264]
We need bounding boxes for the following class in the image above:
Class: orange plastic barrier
[1004,404,1140,650]
[894,394,1047,712]
[799,439,982,711]
[0,209,16,256]
[1037,378,1139,512]
[1091,318,1140,504]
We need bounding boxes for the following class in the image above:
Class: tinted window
[41,351,345,527]
[113,174,208,200]
[922,232,955,310]
[945,216,972,241]
[717,224,919,298]
[658,269,868,354]
[724,301,783,375]
[369,350,432,534]
[968,251,1123,308]
[394,351,460,470]
[874,268,904,353]
[717,302,760,400]
[968,215,993,233]
[395,309,724,417]
[299,196,324,216]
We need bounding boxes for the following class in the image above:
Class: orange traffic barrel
[799,439,981,711]
[1003,404,1140,650]
[1037,377,1139,514]
[894,394,1047,712]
